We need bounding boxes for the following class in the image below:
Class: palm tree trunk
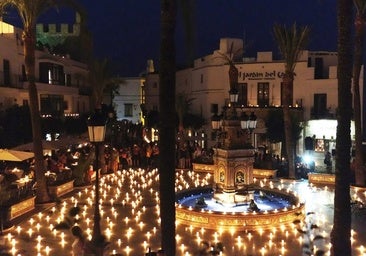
[23,29,51,204]
[353,15,365,186]
[282,74,295,179]
[331,0,352,255]
[159,0,177,255]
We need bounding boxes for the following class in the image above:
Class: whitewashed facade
[0,20,90,116]
[144,38,363,164]
[111,77,144,124]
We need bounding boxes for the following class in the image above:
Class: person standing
[71,225,86,256]
[324,151,332,173]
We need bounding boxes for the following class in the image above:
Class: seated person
[248,199,260,212]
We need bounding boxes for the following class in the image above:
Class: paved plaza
[0,168,365,256]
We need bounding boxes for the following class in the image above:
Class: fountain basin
[176,186,305,230]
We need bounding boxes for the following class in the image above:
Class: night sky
[5,0,337,77]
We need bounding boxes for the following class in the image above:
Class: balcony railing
[310,107,336,119]
[0,71,89,90]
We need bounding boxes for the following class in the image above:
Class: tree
[88,59,124,110]
[216,42,243,119]
[331,0,353,255]
[183,113,206,130]
[0,0,84,204]
[352,0,366,186]
[159,1,177,254]
[265,109,303,147]
[158,1,194,253]
[177,0,196,67]
[88,59,110,109]
[216,42,242,95]
[176,92,195,132]
[273,23,309,179]
[0,105,32,148]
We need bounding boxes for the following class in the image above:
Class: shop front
[302,119,355,172]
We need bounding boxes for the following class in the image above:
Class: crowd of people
[105,140,213,174]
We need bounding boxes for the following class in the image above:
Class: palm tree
[88,58,125,121]
[159,0,177,254]
[215,42,244,121]
[331,0,353,255]
[273,23,309,179]
[352,0,366,186]
[88,58,114,109]
[159,1,195,253]
[0,0,83,204]
[216,43,242,92]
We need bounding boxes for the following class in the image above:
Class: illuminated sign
[241,70,285,81]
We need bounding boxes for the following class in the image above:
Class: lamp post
[228,88,238,119]
[248,112,257,134]
[240,111,257,133]
[87,109,106,256]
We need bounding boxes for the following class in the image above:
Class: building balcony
[310,108,336,120]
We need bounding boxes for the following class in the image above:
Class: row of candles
[2,168,366,255]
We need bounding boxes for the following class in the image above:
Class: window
[56,23,61,33]
[313,93,327,118]
[314,58,324,79]
[40,94,64,117]
[3,59,10,86]
[257,82,269,107]
[210,103,218,114]
[63,101,68,110]
[200,74,203,83]
[68,24,73,33]
[66,74,71,86]
[21,65,27,81]
[44,24,49,33]
[39,62,65,85]
[124,103,133,117]
[237,83,248,106]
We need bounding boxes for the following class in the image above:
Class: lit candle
[45,246,51,255]
[124,245,132,255]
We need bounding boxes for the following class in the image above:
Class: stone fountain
[176,109,304,230]
[176,64,304,230]
[212,117,256,207]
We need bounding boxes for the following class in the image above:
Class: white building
[0,20,90,116]
[145,38,363,166]
[111,77,144,124]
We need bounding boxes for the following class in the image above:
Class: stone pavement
[0,169,365,256]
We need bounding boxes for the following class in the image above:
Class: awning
[0,149,34,162]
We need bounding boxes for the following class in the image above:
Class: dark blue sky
[5,0,338,76]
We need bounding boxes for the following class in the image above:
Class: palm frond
[354,0,366,15]
[273,23,310,73]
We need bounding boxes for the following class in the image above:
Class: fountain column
[212,118,256,206]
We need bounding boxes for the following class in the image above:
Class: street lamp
[248,112,257,133]
[228,88,238,119]
[211,111,222,131]
[240,111,257,133]
[229,88,238,104]
[87,109,106,255]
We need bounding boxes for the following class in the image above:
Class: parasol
[12,136,88,151]
[0,149,34,162]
